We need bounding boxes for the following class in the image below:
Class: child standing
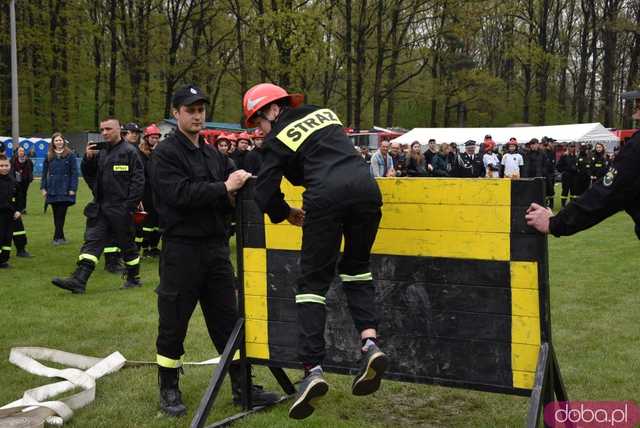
[0,155,19,267]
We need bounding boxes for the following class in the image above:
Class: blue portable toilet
[20,139,32,155]
[35,140,48,157]
[4,139,13,157]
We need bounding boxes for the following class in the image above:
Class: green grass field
[1,182,638,427]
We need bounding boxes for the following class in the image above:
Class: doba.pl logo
[544,401,640,427]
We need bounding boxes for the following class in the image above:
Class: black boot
[104,252,125,274]
[158,367,187,417]
[121,263,142,289]
[51,261,94,294]
[16,248,32,258]
[229,364,280,407]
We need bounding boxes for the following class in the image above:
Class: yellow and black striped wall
[237,178,550,396]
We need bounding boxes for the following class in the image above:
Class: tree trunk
[558,0,576,115]
[600,0,622,127]
[575,0,591,121]
[623,3,640,128]
[345,0,353,127]
[587,3,598,123]
[372,0,384,125]
[353,0,367,129]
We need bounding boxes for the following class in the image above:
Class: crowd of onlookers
[0,128,617,269]
[362,134,615,208]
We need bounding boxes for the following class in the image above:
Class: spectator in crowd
[590,142,608,183]
[244,129,265,175]
[215,134,231,156]
[10,147,34,214]
[370,140,395,177]
[359,145,372,165]
[541,138,557,208]
[138,124,162,258]
[556,143,578,206]
[482,141,500,178]
[424,139,438,167]
[574,143,592,196]
[501,139,523,179]
[123,123,143,147]
[522,138,545,178]
[457,140,484,177]
[406,141,427,177]
[389,142,407,177]
[227,133,237,155]
[432,143,454,177]
[41,132,79,245]
[230,132,251,170]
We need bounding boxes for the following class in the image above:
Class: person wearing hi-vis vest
[51,117,144,293]
[243,83,388,420]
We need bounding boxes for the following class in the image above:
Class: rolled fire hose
[0,347,232,428]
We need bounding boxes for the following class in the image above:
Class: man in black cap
[456,140,484,177]
[123,122,142,147]
[151,84,279,417]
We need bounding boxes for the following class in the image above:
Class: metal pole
[10,0,20,145]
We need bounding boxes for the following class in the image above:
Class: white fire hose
[0,347,228,428]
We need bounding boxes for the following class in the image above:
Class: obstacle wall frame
[191,177,567,428]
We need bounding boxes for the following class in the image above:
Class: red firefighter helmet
[134,210,148,225]
[237,132,251,142]
[242,83,304,127]
[143,124,161,139]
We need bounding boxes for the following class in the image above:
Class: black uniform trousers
[156,237,238,367]
[78,210,138,267]
[296,202,382,366]
[14,181,29,212]
[561,173,577,206]
[141,209,161,251]
[12,217,27,251]
[545,176,555,207]
[0,212,13,263]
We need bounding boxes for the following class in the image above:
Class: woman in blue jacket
[41,133,78,244]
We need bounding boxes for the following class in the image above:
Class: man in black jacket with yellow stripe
[51,117,144,293]
[243,83,388,420]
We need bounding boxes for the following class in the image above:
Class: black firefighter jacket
[0,173,16,215]
[81,140,144,218]
[255,104,382,223]
[550,131,640,239]
[151,130,235,239]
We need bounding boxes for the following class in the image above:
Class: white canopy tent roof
[391,123,619,151]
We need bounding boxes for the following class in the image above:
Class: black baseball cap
[464,140,476,147]
[172,84,209,108]
[124,122,142,133]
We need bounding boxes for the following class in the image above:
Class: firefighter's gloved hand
[225,169,252,193]
[287,207,305,227]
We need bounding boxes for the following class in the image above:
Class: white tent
[391,123,619,152]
